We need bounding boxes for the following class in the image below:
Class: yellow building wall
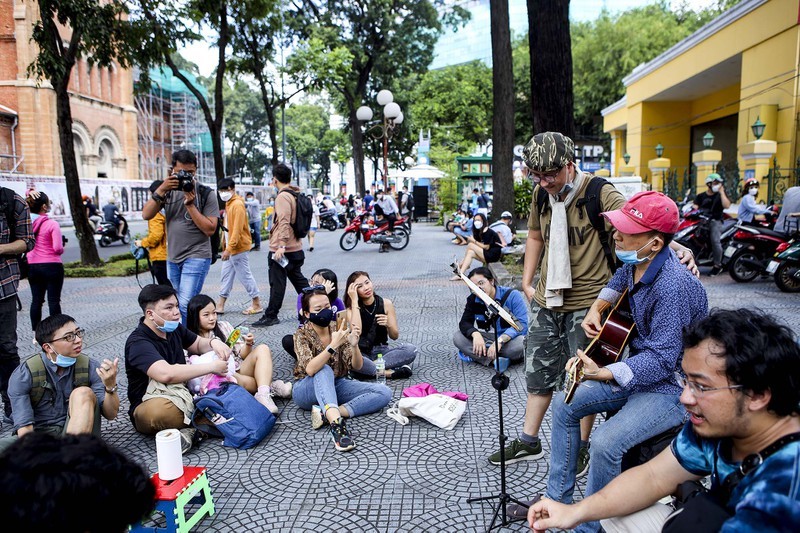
[690,84,740,127]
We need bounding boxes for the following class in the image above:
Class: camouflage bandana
[522,132,575,172]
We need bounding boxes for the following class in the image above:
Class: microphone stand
[451,262,527,530]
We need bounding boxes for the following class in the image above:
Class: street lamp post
[357,90,404,192]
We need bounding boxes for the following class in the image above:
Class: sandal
[242,307,264,315]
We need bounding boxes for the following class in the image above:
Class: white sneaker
[311,404,327,430]
[255,390,279,415]
[271,379,293,398]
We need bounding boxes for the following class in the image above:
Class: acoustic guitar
[564,289,636,404]
[450,261,522,332]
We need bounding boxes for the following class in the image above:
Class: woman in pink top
[26,192,65,334]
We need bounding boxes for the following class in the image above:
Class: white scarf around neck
[545,168,587,308]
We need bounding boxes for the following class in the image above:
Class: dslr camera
[175,170,195,192]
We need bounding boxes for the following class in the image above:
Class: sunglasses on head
[302,284,326,293]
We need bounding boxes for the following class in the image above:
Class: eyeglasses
[302,284,326,293]
[530,168,562,184]
[674,372,743,397]
[49,328,86,344]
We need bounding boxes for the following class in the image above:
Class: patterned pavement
[2,222,798,532]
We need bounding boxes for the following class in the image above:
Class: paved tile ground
[2,222,798,532]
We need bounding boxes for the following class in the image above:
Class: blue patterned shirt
[598,247,708,395]
[671,422,800,531]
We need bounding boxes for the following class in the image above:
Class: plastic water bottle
[375,353,386,384]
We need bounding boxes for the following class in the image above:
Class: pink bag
[402,382,468,402]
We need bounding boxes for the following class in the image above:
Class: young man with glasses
[517,191,708,532]
[527,308,800,532]
[0,314,120,452]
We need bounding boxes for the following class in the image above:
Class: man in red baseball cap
[530,191,709,533]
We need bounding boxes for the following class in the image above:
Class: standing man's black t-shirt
[124,319,198,421]
[694,191,724,220]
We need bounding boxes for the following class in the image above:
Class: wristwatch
[326,346,336,355]
[151,191,166,203]
[105,385,118,394]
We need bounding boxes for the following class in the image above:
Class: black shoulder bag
[662,431,800,533]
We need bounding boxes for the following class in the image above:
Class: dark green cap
[522,131,575,172]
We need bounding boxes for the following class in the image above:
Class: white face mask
[219,191,233,202]
[748,188,758,196]
[711,184,721,193]
[473,221,484,229]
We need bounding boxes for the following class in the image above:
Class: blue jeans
[292,365,392,418]
[167,257,211,321]
[547,384,686,533]
[353,343,418,378]
[250,218,262,248]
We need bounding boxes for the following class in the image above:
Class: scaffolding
[135,68,217,184]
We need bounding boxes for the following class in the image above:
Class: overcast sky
[181,0,722,77]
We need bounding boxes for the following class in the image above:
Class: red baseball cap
[601,191,679,234]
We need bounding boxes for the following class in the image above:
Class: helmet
[705,173,722,185]
[743,177,759,188]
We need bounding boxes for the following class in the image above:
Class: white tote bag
[397,393,467,430]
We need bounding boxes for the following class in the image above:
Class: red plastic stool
[130,466,215,533]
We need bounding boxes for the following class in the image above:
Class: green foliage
[408,61,493,154]
[64,256,142,277]
[514,179,533,220]
[571,1,739,136]
[512,34,532,144]
[224,80,270,181]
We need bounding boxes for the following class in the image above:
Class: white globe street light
[376,89,394,106]
[356,106,373,122]
[357,90,405,191]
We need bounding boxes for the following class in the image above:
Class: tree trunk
[349,110,366,197]
[528,0,574,138]
[54,84,101,265]
[265,103,279,166]
[491,0,515,220]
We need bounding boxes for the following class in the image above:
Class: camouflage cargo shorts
[524,300,590,395]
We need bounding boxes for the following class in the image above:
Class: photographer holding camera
[142,150,219,321]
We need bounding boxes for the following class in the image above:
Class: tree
[527,0,574,138]
[490,0,515,220]
[29,0,140,265]
[512,34,533,144]
[409,62,493,153]
[135,0,275,183]
[571,1,740,137]
[287,0,468,196]
[223,80,270,183]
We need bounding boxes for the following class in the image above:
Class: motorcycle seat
[750,227,789,239]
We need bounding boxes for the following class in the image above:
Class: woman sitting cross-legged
[452,266,528,367]
[281,268,346,360]
[292,289,392,452]
[186,295,291,415]
[449,212,503,280]
[345,271,417,380]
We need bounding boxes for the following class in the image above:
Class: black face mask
[308,308,334,327]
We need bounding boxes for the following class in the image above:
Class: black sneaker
[329,418,355,452]
[577,445,590,478]
[708,266,722,277]
[488,438,544,465]
[390,365,412,380]
[252,316,280,327]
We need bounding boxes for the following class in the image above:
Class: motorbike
[94,215,130,247]
[339,212,410,251]
[318,206,339,232]
[766,238,800,292]
[674,211,737,267]
[722,213,791,283]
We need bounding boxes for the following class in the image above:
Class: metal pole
[383,119,389,191]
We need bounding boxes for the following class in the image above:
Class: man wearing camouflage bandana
[488,132,624,481]
[497,132,698,520]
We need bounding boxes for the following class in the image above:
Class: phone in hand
[336,310,348,330]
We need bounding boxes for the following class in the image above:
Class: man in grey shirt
[142,150,219,321]
[245,191,262,251]
[775,186,800,235]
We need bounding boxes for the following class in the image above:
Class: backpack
[279,189,313,239]
[405,192,415,211]
[25,354,90,407]
[535,176,621,273]
[198,184,226,264]
[192,382,275,449]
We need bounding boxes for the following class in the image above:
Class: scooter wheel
[99,235,112,247]
[728,249,760,283]
[774,262,800,292]
[339,231,358,251]
[388,228,410,250]
[122,232,131,245]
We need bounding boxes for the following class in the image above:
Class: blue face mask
[615,238,656,265]
[153,311,181,333]
[308,308,334,327]
[46,348,77,368]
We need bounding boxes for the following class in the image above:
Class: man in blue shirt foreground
[452,266,528,367]
[527,308,800,532]
[526,191,708,533]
